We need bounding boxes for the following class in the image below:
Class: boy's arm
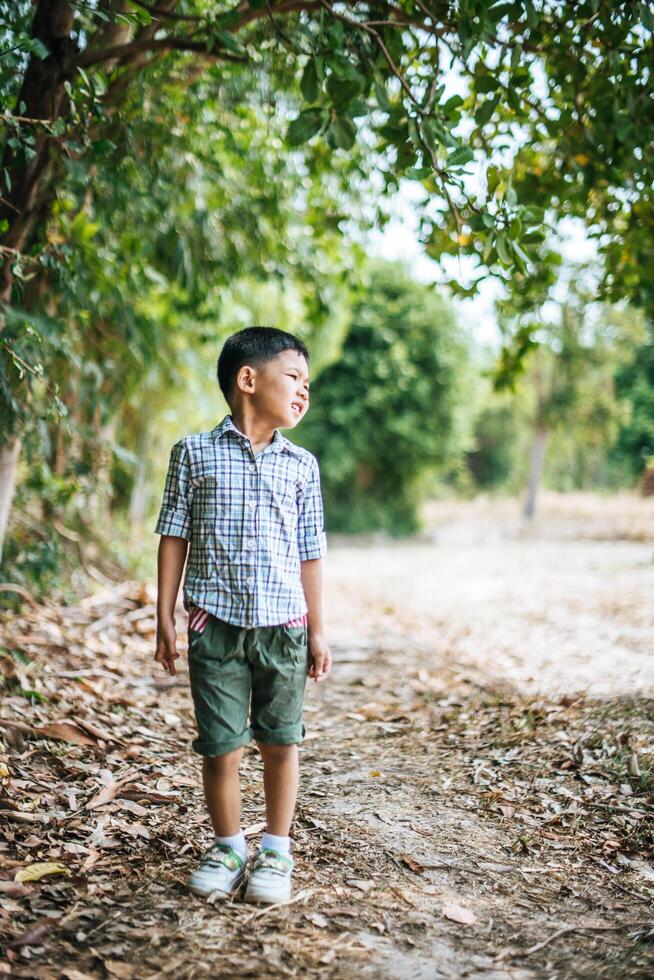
[300,558,330,682]
[153,439,194,676]
[297,456,330,683]
[155,536,189,676]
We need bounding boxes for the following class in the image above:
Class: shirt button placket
[245,456,258,626]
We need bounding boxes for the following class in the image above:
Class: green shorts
[186,611,309,757]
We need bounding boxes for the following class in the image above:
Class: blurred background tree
[296,260,472,535]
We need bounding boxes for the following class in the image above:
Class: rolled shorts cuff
[252,721,306,746]
[191,727,253,757]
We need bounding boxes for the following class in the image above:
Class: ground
[1,493,653,978]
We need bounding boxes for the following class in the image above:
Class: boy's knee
[203,747,242,774]
[256,741,297,763]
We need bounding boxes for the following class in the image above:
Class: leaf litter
[0,575,652,978]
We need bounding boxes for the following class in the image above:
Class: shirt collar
[210,414,288,454]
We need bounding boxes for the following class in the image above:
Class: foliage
[466,399,521,491]
[464,278,649,494]
[2,2,654,360]
[296,260,472,535]
[611,342,654,479]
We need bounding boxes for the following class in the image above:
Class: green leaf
[327,115,357,150]
[507,217,522,239]
[374,77,393,112]
[640,2,654,30]
[475,100,496,126]
[346,99,368,118]
[287,108,326,146]
[326,74,364,107]
[301,60,319,103]
[213,31,245,55]
[23,36,49,60]
[405,166,432,180]
[215,10,241,29]
[487,166,501,195]
[476,74,499,94]
[90,139,116,157]
[510,42,523,72]
[448,146,475,167]
[424,118,460,150]
[495,230,511,263]
[523,205,545,224]
[511,240,531,267]
[442,94,464,114]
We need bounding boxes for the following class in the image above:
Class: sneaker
[188,842,247,899]
[244,848,294,904]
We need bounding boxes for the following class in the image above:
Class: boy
[153,326,331,904]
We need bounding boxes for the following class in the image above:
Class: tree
[493,260,646,518]
[296,259,471,534]
[1,57,363,567]
[2,1,653,555]
[611,342,654,482]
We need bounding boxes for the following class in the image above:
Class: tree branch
[127,0,205,21]
[76,0,325,69]
[76,35,247,68]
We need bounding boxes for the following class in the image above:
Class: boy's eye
[288,372,309,391]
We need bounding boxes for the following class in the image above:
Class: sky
[367,177,599,351]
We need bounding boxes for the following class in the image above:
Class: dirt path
[1,498,653,978]
[324,494,654,698]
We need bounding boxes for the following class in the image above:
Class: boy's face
[242,348,310,429]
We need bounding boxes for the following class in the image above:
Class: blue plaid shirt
[153,413,327,627]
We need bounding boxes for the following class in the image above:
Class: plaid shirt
[153,413,327,627]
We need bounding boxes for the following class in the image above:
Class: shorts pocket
[280,623,308,668]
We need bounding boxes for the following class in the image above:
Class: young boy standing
[153,326,331,904]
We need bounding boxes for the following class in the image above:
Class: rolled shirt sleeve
[297,455,327,561]
[153,438,194,540]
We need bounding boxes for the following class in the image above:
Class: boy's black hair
[217,326,310,405]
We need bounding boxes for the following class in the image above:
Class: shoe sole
[188,870,246,900]
[243,884,292,905]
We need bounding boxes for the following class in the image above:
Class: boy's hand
[307,631,331,683]
[155,618,179,676]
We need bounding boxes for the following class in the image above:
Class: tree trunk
[523,425,548,520]
[0,436,22,565]
[0,0,77,305]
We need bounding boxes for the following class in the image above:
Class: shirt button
[249,463,256,472]
[246,577,255,588]
[246,539,255,549]
[248,500,256,509]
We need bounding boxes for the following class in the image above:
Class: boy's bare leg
[203,747,244,836]
[256,743,299,836]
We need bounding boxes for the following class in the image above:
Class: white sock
[214,830,247,858]
[261,832,291,854]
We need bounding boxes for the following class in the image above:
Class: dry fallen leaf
[8,915,59,946]
[35,720,98,747]
[104,961,137,979]
[0,880,32,897]
[400,853,425,874]
[81,848,102,873]
[305,911,329,928]
[442,903,477,925]
[14,862,67,883]
[86,781,120,810]
[346,878,376,893]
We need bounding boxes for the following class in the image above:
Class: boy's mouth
[290,402,303,416]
